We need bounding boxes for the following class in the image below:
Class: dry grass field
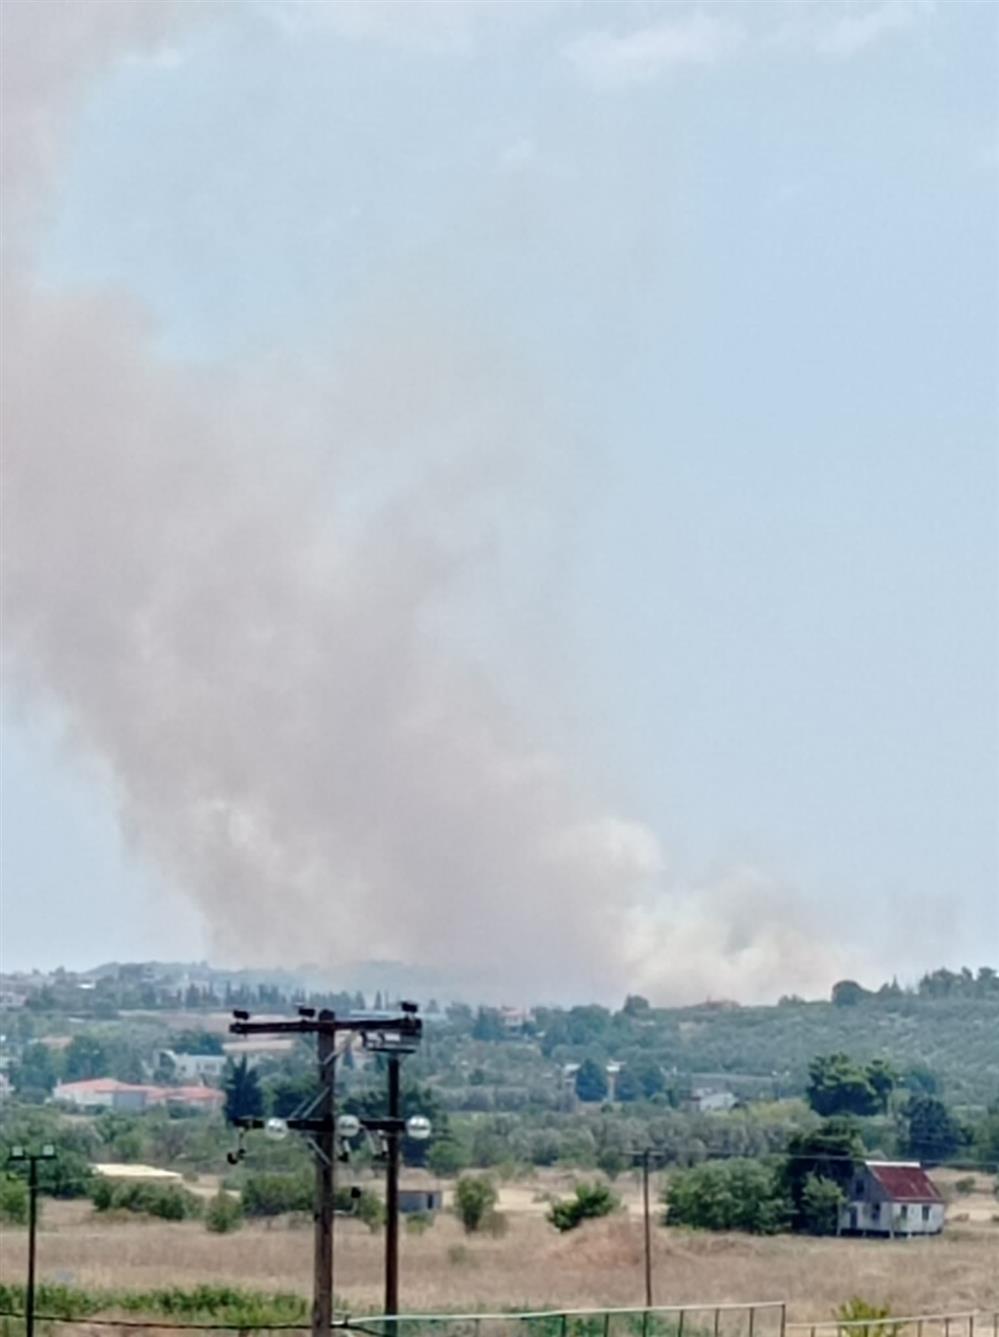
[2,1175,998,1322]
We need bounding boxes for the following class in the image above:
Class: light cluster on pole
[228,1003,427,1335]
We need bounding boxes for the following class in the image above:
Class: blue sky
[3,0,997,993]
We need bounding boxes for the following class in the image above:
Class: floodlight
[41,1144,55,1158]
[336,1114,361,1139]
[264,1118,289,1141]
[405,1115,431,1141]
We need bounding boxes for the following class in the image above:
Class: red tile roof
[867,1162,942,1202]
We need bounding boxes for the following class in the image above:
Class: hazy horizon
[2,1,997,1006]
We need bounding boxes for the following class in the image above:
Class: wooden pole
[642,1149,653,1309]
[385,1054,401,1322]
[313,1015,337,1337]
[26,1156,38,1337]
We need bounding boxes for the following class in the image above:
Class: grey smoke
[1,1,867,1002]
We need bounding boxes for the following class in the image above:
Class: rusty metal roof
[867,1161,943,1202]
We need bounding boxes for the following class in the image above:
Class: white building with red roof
[52,1078,224,1114]
[840,1160,945,1237]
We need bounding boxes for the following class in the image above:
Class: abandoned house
[840,1160,945,1237]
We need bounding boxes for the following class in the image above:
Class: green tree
[807,1055,879,1118]
[63,1035,110,1082]
[472,1008,506,1041]
[454,1175,498,1233]
[799,1174,845,1235]
[781,1118,864,1228]
[428,1137,469,1177]
[831,980,869,1007]
[973,1110,999,1168]
[898,1095,965,1164]
[614,1069,643,1103]
[865,1060,898,1115]
[224,1057,264,1124]
[634,1060,667,1100]
[665,1160,790,1234]
[548,1182,619,1232]
[575,1058,609,1103]
[13,1043,58,1100]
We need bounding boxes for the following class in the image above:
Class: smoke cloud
[2,1,866,1003]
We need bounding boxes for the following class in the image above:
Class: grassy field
[2,1169,998,1323]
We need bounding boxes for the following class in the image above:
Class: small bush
[548,1182,619,1233]
[953,1176,976,1195]
[446,1244,471,1266]
[836,1299,900,1337]
[0,1176,29,1226]
[90,1179,202,1221]
[800,1174,845,1236]
[241,1171,311,1218]
[404,1211,433,1235]
[454,1176,497,1234]
[334,1186,384,1233]
[205,1191,243,1234]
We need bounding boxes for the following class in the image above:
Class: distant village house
[53,1078,224,1113]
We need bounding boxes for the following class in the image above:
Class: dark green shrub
[0,1176,28,1225]
[205,1190,243,1233]
[548,1181,619,1232]
[241,1171,311,1217]
[90,1179,202,1220]
[454,1175,497,1233]
[665,1159,791,1234]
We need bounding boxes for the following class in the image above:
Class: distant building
[54,1079,151,1111]
[397,1188,443,1214]
[94,1163,183,1184]
[53,1078,224,1113]
[160,1050,227,1083]
[841,1161,945,1237]
[692,1088,738,1113]
[498,1006,533,1031]
[222,1037,296,1065]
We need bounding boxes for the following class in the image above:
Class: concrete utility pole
[229,1006,422,1337]
[8,1144,56,1337]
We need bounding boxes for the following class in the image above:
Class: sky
[2,0,997,1001]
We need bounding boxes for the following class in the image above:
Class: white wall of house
[168,1052,226,1082]
[840,1196,944,1236]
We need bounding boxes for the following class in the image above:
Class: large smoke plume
[2,1,864,1002]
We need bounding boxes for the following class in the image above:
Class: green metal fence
[786,1312,999,1337]
[339,1300,787,1337]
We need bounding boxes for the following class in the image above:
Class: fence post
[713,1312,720,1337]
[748,1308,755,1337]
[779,1306,786,1337]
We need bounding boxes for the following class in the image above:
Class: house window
[899,1204,908,1220]
[921,1205,930,1222]
[871,1203,881,1221]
